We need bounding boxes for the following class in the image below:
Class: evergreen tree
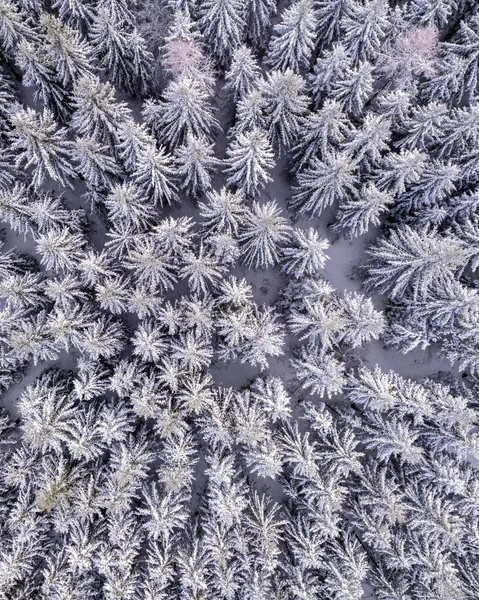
[199,187,247,236]
[240,200,291,268]
[125,235,178,291]
[338,291,386,347]
[292,348,346,398]
[117,120,153,172]
[315,0,352,47]
[180,244,226,294]
[341,0,390,63]
[266,0,317,73]
[332,183,394,238]
[73,136,120,190]
[441,15,479,101]
[144,77,218,149]
[51,0,94,27]
[127,29,155,96]
[366,226,469,299]
[291,151,358,218]
[377,25,439,92]
[15,40,68,120]
[90,7,153,96]
[224,44,261,102]
[342,114,391,167]
[224,128,275,197]
[261,69,308,152]
[308,43,350,105]
[410,0,456,28]
[71,76,132,145]
[175,134,218,197]
[241,305,285,369]
[332,59,374,115]
[133,144,178,206]
[231,88,267,136]
[35,228,85,272]
[0,0,35,54]
[9,107,75,188]
[104,182,155,231]
[244,0,276,50]
[397,159,460,214]
[0,184,30,234]
[163,8,214,90]
[41,13,94,87]
[290,100,351,172]
[281,227,330,278]
[435,103,479,159]
[397,102,447,150]
[374,149,427,195]
[198,0,245,67]
[375,90,411,125]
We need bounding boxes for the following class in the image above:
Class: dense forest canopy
[1,0,479,599]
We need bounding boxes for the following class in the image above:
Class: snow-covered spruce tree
[51,0,94,27]
[397,101,447,151]
[89,5,153,96]
[224,44,260,103]
[224,128,275,198]
[308,43,350,106]
[436,15,479,102]
[394,159,460,218]
[292,348,346,398]
[337,291,386,347]
[377,24,439,92]
[342,113,391,169]
[0,64,17,132]
[175,133,218,197]
[162,8,215,90]
[280,227,330,278]
[374,148,427,196]
[239,200,291,269]
[133,143,178,206]
[366,226,469,300]
[8,107,75,188]
[332,183,394,238]
[239,305,285,370]
[0,0,36,54]
[198,0,245,68]
[124,235,179,292]
[72,136,120,191]
[230,87,267,136]
[340,0,390,64]
[315,0,352,48]
[266,0,317,73]
[143,76,218,149]
[285,276,385,352]
[117,120,153,172]
[332,59,374,116]
[290,99,351,173]
[260,69,309,153]
[70,75,132,145]
[41,13,95,88]
[104,181,155,231]
[198,187,247,236]
[243,0,276,50]
[14,39,69,120]
[180,243,226,294]
[410,0,457,29]
[291,151,359,218]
